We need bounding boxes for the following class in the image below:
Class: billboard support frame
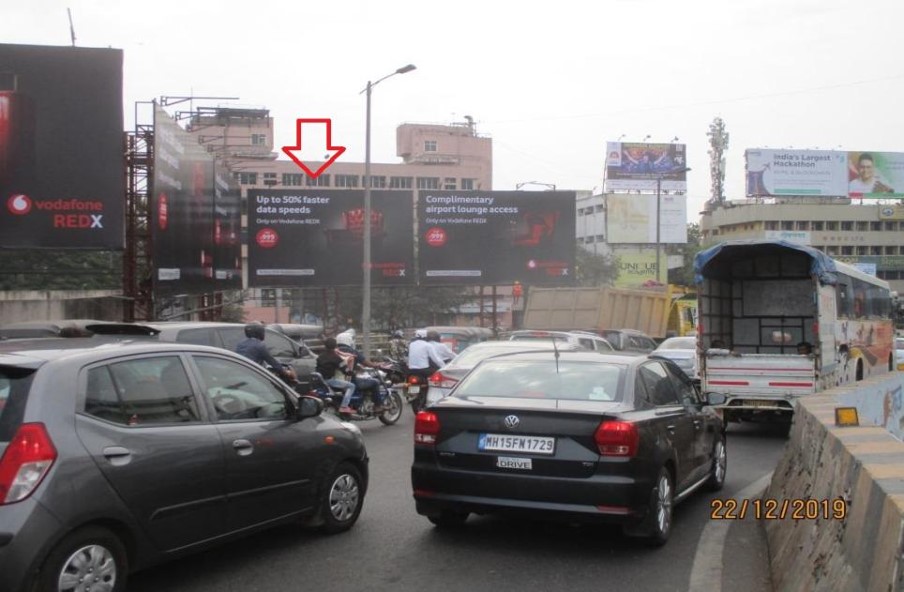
[123,101,155,322]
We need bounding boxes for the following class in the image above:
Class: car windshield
[656,337,696,350]
[454,359,624,402]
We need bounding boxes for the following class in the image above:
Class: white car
[652,336,698,380]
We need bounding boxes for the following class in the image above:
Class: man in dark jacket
[236,323,295,382]
[316,337,356,414]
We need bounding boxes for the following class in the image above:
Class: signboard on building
[879,205,904,220]
[604,142,688,192]
[764,230,811,245]
[745,149,848,197]
[417,190,576,285]
[246,188,415,287]
[614,249,665,287]
[0,43,124,248]
[152,106,242,295]
[606,194,687,244]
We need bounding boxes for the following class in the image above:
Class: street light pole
[362,64,416,358]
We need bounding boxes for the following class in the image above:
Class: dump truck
[521,286,673,340]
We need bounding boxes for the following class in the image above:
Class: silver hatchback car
[0,338,368,592]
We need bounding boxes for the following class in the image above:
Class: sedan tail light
[0,423,57,504]
[414,411,440,445]
[594,420,638,457]
[428,371,458,390]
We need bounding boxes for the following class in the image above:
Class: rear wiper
[552,339,560,374]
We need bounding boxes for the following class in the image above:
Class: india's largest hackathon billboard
[246,189,415,287]
[152,106,242,294]
[418,191,576,285]
[0,43,124,248]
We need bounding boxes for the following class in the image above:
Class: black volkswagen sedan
[411,350,725,546]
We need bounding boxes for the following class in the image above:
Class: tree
[575,248,618,287]
[668,223,704,287]
[0,250,122,291]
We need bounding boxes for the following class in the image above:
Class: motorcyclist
[336,332,386,411]
[315,337,356,414]
[408,329,446,381]
[236,323,296,383]
[427,330,456,364]
[388,330,409,365]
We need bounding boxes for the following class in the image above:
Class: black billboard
[152,106,242,295]
[418,190,576,285]
[247,188,415,287]
[0,43,124,249]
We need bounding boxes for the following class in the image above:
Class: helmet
[336,332,355,348]
[414,329,427,339]
[244,323,266,340]
[392,330,404,339]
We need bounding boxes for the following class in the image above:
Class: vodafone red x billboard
[0,43,124,249]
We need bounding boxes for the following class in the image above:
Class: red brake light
[414,411,440,445]
[594,420,638,457]
[407,374,422,385]
[428,371,458,389]
[0,423,57,504]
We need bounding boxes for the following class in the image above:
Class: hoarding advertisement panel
[153,106,241,294]
[605,194,687,244]
[247,189,414,287]
[604,142,687,192]
[614,249,665,287]
[847,151,904,198]
[0,44,124,248]
[744,149,847,197]
[417,190,576,285]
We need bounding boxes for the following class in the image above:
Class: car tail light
[594,420,638,457]
[414,411,440,445]
[0,423,57,504]
[428,371,458,390]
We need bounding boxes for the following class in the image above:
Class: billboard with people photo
[0,43,124,249]
[604,142,688,192]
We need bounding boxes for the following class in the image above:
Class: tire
[35,525,128,592]
[624,467,673,547]
[427,510,469,528]
[379,391,404,425]
[318,462,364,534]
[706,437,727,492]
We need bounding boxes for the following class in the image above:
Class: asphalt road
[129,412,788,592]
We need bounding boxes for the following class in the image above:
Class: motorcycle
[373,357,407,386]
[405,372,430,414]
[308,369,404,425]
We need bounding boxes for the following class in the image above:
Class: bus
[695,239,895,424]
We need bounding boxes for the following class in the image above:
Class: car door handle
[102,446,132,467]
[232,439,254,456]
[666,424,676,434]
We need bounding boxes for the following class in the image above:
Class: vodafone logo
[425,226,447,247]
[256,227,279,248]
[7,194,32,215]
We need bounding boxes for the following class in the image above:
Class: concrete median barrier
[765,373,904,592]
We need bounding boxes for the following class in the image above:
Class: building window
[305,174,330,187]
[826,221,838,231]
[812,221,824,231]
[261,288,277,307]
[424,140,437,152]
[263,172,278,187]
[577,209,585,217]
[444,177,456,190]
[840,221,853,231]
[870,222,882,231]
[781,221,794,231]
[841,246,854,255]
[886,246,898,255]
[282,173,303,186]
[594,204,604,212]
[251,134,268,146]
[885,221,898,231]
[461,178,475,190]
[368,176,386,188]
[235,172,258,185]
[765,221,778,230]
[826,245,839,255]
[335,175,359,188]
[796,221,810,231]
[856,221,869,232]
[389,176,413,189]
[871,246,883,255]
[857,246,869,255]
[417,177,439,190]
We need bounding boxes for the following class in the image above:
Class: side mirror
[706,392,727,406]
[296,395,324,420]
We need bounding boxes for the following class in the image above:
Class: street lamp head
[396,64,417,74]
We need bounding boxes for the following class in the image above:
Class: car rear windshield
[0,367,36,443]
[454,359,624,402]
[510,332,570,343]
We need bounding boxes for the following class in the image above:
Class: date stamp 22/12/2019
[710,498,848,520]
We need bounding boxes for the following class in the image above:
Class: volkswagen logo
[503,415,520,429]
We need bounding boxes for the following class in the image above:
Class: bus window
[836,279,852,318]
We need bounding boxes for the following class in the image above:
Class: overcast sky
[5,0,904,222]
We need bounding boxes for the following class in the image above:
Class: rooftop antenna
[67,8,77,47]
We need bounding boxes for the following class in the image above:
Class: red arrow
[281,118,346,178]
